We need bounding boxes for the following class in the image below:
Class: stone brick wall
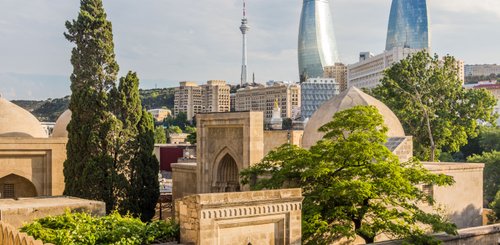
[0,221,52,245]
[0,197,106,228]
[172,162,197,201]
[175,189,303,245]
[372,224,500,245]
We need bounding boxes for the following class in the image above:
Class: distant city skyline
[1,0,499,100]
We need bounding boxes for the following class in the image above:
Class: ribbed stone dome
[52,110,71,138]
[302,87,405,149]
[0,96,47,138]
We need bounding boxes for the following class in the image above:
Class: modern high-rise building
[386,0,430,51]
[301,78,340,119]
[348,47,421,89]
[240,0,250,86]
[465,64,500,77]
[174,81,230,120]
[298,0,340,79]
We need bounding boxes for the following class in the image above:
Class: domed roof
[302,87,405,149]
[0,96,47,138]
[52,110,71,138]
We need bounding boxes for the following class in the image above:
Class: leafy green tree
[489,190,500,222]
[372,51,497,161]
[241,106,456,244]
[63,0,121,209]
[185,126,197,144]
[468,151,500,205]
[479,127,500,153]
[167,126,182,134]
[154,126,167,144]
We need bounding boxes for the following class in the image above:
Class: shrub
[20,211,179,245]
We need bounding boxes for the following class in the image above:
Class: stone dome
[0,96,47,138]
[302,87,405,149]
[52,110,71,138]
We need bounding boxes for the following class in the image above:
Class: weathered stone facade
[175,189,303,245]
[0,197,105,228]
[0,137,67,198]
[196,112,264,193]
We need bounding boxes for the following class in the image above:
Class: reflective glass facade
[386,0,430,51]
[298,0,340,79]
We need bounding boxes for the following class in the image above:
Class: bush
[20,211,179,245]
[490,190,500,223]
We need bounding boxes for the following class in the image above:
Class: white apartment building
[301,78,340,119]
[174,80,230,119]
[235,81,301,122]
[348,47,421,89]
[465,64,500,77]
[147,108,172,122]
[348,48,465,89]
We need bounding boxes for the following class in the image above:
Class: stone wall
[172,162,197,201]
[196,112,264,193]
[0,196,105,228]
[372,224,500,245]
[175,189,303,245]
[0,137,67,197]
[263,130,303,155]
[423,162,484,228]
[0,221,52,245]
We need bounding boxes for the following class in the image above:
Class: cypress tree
[63,0,121,212]
[116,72,159,221]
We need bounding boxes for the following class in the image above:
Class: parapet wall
[175,188,303,245]
[0,221,52,245]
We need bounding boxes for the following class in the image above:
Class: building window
[3,184,14,198]
[422,184,433,204]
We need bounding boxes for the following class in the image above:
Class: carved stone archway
[0,174,37,198]
[213,154,240,193]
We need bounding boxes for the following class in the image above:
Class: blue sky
[0,0,499,100]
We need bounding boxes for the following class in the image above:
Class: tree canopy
[64,0,159,220]
[371,51,497,161]
[241,105,456,244]
[468,151,500,206]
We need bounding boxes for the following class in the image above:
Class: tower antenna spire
[243,0,246,17]
[239,0,250,86]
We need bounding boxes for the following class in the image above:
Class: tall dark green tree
[114,72,159,221]
[372,51,497,161]
[63,0,121,210]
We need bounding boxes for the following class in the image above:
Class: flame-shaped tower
[298,0,340,80]
[386,0,430,51]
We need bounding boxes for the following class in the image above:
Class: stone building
[0,96,67,199]
[172,86,485,234]
[235,81,301,122]
[147,108,172,122]
[173,80,230,120]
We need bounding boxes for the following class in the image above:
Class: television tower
[239,0,250,86]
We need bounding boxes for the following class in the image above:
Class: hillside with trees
[11,88,175,122]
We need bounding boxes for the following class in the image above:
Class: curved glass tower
[386,0,430,51]
[298,0,340,79]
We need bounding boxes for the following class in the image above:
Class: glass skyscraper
[386,0,430,51]
[298,0,340,79]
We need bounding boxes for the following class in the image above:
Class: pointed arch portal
[213,154,241,193]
